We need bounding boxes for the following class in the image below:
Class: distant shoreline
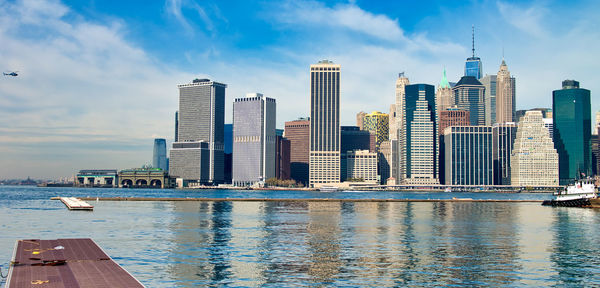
[51,197,543,203]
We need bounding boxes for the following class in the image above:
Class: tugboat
[542,179,599,207]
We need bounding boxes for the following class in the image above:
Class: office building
[152,138,167,171]
[553,80,592,184]
[309,60,341,185]
[496,60,516,123]
[356,111,366,130]
[390,72,410,141]
[480,74,496,125]
[362,111,389,151]
[444,126,493,185]
[224,124,233,183]
[379,140,392,184]
[438,109,470,136]
[284,118,310,184]
[464,27,482,79]
[436,68,453,113]
[453,76,486,126]
[594,111,600,135]
[493,122,517,185]
[276,135,291,180]
[174,111,179,141]
[516,108,552,123]
[400,84,438,184]
[345,150,378,183]
[232,93,276,186]
[594,126,600,175]
[511,111,559,186]
[543,118,553,139]
[169,79,226,184]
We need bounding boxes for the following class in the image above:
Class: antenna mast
[472,25,475,58]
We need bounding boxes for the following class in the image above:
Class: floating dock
[59,197,93,210]
[6,238,144,288]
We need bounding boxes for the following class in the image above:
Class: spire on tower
[472,25,475,58]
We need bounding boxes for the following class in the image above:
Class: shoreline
[51,197,543,203]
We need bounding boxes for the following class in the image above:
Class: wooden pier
[59,197,93,210]
[6,238,144,288]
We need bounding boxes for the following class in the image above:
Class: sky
[1,0,599,179]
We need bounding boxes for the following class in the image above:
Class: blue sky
[1,0,599,179]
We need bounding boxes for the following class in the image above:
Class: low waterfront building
[169,141,210,183]
[118,168,169,188]
[511,111,559,186]
[75,170,117,187]
[346,150,378,183]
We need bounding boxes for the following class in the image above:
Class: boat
[444,187,452,193]
[318,186,339,192]
[541,179,599,207]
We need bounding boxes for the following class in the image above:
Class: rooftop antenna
[472,25,475,58]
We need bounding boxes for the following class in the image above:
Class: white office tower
[511,111,559,186]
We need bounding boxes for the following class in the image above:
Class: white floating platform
[60,197,94,210]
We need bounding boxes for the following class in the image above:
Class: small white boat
[318,186,339,192]
[444,187,452,193]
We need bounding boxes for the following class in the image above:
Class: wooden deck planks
[59,197,94,210]
[7,238,144,288]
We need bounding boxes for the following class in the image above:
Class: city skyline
[1,0,599,179]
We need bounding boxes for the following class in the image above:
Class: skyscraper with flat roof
[285,118,310,184]
[480,74,496,125]
[362,111,389,151]
[444,126,493,185]
[553,80,592,184]
[309,60,341,185]
[232,93,276,186]
[493,122,517,185]
[169,78,226,184]
[153,138,167,171]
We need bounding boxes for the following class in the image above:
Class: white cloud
[497,1,548,38]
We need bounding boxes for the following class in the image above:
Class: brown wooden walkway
[7,238,144,288]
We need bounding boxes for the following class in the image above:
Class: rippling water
[1,186,599,287]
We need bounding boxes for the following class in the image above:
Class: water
[1,186,599,287]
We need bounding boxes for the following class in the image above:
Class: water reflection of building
[306,202,342,283]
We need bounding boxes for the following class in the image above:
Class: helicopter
[3,71,18,76]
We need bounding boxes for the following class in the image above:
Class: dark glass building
[552,80,592,184]
[453,76,486,126]
[152,138,167,171]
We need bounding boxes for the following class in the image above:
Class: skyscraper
[511,111,558,186]
[152,138,167,171]
[284,118,310,184]
[444,126,493,185]
[232,93,276,186]
[492,122,517,185]
[356,111,366,130]
[390,72,410,141]
[464,26,482,79]
[438,108,470,184]
[362,111,389,151]
[436,68,453,113]
[309,60,341,185]
[480,74,496,125]
[552,80,592,184]
[174,111,179,142]
[169,78,226,184]
[453,76,486,126]
[400,84,438,184]
[496,60,516,123]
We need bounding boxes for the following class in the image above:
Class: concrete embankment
[51,197,542,203]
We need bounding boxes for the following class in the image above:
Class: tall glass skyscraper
[309,60,341,185]
[153,138,167,171]
[552,80,592,184]
[464,26,482,79]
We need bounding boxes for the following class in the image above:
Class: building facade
[511,111,559,186]
[400,84,438,184]
[453,76,486,126]
[390,72,410,141]
[438,109,470,136]
[480,74,496,125]
[346,150,378,183]
[444,126,493,185]
[170,79,226,183]
[496,60,516,123]
[169,141,210,182]
[232,93,276,186]
[309,60,341,185]
[436,68,454,113]
[362,111,389,151]
[75,170,117,187]
[284,118,310,184]
[276,135,291,180]
[492,122,517,185]
[552,80,592,184]
[153,138,167,171]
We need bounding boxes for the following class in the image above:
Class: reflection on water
[158,201,600,287]
[1,189,600,287]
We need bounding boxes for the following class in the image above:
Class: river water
[1,186,599,287]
